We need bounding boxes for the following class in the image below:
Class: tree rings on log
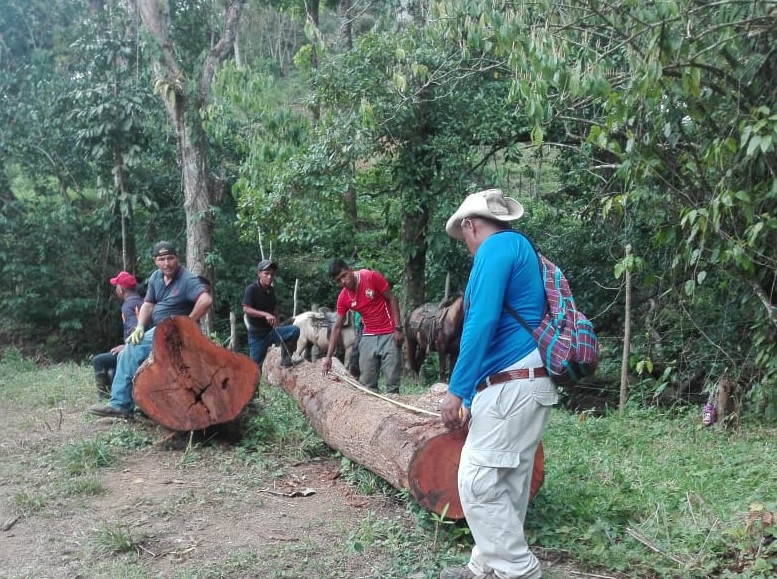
[133,316,258,431]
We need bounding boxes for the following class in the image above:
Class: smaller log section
[265,352,543,520]
[133,316,259,431]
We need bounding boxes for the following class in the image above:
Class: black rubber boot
[280,339,302,368]
[95,373,111,401]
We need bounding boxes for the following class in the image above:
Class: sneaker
[88,403,131,418]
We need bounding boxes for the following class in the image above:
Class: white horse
[292,310,357,367]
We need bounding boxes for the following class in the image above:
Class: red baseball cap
[109,271,137,288]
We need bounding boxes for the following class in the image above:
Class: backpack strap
[504,302,534,335]
[496,230,546,335]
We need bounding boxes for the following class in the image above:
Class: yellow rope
[329,366,440,417]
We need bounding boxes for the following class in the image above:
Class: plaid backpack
[504,235,600,386]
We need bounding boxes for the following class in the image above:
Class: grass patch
[10,489,48,516]
[528,407,776,578]
[59,474,104,497]
[60,437,116,475]
[90,521,145,555]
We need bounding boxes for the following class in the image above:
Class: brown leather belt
[476,367,548,392]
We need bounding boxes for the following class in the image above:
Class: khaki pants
[459,367,557,579]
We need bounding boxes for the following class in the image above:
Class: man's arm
[322,314,345,375]
[382,288,403,345]
[136,301,154,329]
[242,304,276,326]
[189,292,213,323]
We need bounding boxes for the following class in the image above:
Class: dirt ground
[0,364,594,579]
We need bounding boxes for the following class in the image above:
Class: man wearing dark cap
[242,259,302,380]
[89,241,213,418]
[90,271,144,400]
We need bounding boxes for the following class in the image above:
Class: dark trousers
[92,351,117,381]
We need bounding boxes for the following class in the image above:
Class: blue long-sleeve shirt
[447,231,545,405]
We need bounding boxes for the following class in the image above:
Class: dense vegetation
[1,0,774,420]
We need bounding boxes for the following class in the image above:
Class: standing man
[91,271,144,400]
[439,189,558,579]
[322,260,403,394]
[89,241,213,418]
[242,259,301,380]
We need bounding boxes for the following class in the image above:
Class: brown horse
[405,295,464,382]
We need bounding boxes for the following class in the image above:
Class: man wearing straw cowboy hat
[440,189,557,579]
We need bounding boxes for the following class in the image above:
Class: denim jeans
[248,325,300,368]
[108,327,156,412]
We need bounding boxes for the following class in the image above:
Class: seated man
[89,241,212,418]
[91,271,144,400]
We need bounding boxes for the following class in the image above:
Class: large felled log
[133,316,259,431]
[265,352,543,519]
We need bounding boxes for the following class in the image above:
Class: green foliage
[1,0,775,420]
[530,408,777,578]
[235,387,328,459]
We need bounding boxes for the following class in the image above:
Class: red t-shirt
[335,269,396,335]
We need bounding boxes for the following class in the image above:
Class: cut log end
[133,317,259,431]
[409,434,545,520]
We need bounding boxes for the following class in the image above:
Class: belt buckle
[528,367,535,380]
[485,375,492,388]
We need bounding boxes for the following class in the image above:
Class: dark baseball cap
[257,259,278,272]
[152,241,177,257]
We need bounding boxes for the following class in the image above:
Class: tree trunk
[620,244,632,413]
[338,0,352,51]
[265,354,543,519]
[402,208,428,314]
[133,316,258,431]
[135,0,245,276]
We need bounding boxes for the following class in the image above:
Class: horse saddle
[312,309,352,339]
[409,303,443,342]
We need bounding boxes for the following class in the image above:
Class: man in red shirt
[322,259,403,394]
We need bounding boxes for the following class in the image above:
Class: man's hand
[322,356,333,376]
[126,325,145,345]
[441,392,468,428]
[109,344,125,356]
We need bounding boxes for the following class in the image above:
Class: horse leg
[438,346,447,383]
[405,334,421,381]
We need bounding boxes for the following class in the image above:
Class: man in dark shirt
[242,259,301,382]
[89,241,212,418]
[91,271,144,400]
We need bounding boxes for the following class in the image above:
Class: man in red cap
[90,271,144,400]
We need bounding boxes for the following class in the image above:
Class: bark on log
[133,316,258,431]
[265,351,543,520]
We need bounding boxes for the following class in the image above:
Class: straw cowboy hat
[445,188,525,239]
